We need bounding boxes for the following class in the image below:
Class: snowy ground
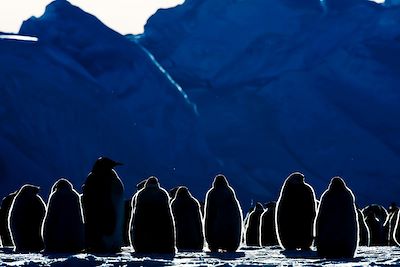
[1,246,400,266]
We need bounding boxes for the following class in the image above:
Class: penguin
[315,177,359,258]
[42,178,84,253]
[204,174,243,252]
[127,178,148,247]
[392,209,400,246]
[362,204,388,246]
[9,184,46,252]
[130,176,175,253]
[0,191,18,247]
[245,202,264,246]
[260,201,279,247]
[357,209,370,246]
[384,203,398,246]
[82,157,125,253]
[171,186,204,251]
[275,172,316,250]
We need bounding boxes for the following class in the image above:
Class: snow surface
[140,0,400,207]
[0,246,400,266]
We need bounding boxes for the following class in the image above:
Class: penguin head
[286,172,305,185]
[329,176,346,190]
[255,202,264,211]
[264,201,276,209]
[136,179,147,191]
[51,178,73,193]
[389,202,398,214]
[169,186,180,199]
[175,186,191,199]
[145,176,160,188]
[213,174,229,188]
[19,184,40,195]
[92,156,123,173]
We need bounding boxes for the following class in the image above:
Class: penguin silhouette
[315,177,359,258]
[362,204,388,246]
[275,172,316,250]
[127,178,148,247]
[9,184,46,252]
[357,209,370,246]
[171,186,204,251]
[0,191,18,247]
[82,157,125,253]
[204,174,243,252]
[42,178,84,253]
[384,203,398,246]
[260,201,279,246]
[130,176,175,253]
[245,202,264,246]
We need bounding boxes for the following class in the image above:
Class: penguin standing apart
[357,209,370,246]
[171,186,204,251]
[82,157,125,253]
[260,201,279,247]
[204,174,243,252]
[42,178,84,253]
[130,176,175,253]
[245,202,264,246]
[0,191,18,247]
[275,172,316,250]
[9,184,46,252]
[315,177,359,258]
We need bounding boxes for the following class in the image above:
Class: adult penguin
[130,176,175,253]
[245,202,264,246]
[171,186,204,251]
[275,172,316,250]
[260,201,279,246]
[315,177,359,258]
[42,178,84,253]
[362,204,388,246]
[357,209,370,246]
[0,191,18,246]
[82,157,125,253]
[9,184,46,252]
[204,174,243,252]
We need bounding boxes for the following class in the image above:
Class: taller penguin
[9,184,46,252]
[275,172,316,250]
[130,176,175,253]
[204,174,243,252]
[82,157,125,253]
[315,177,358,258]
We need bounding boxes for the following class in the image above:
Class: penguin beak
[114,162,123,166]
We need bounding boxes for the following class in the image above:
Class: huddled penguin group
[0,159,399,260]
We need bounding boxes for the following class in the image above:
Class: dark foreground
[0,246,399,266]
